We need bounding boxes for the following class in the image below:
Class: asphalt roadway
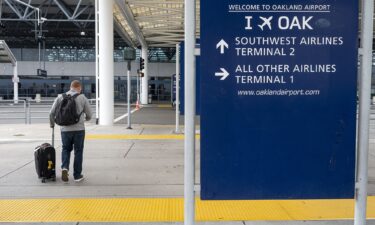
[0,101,184,125]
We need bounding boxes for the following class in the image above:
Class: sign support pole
[354,0,374,224]
[176,43,181,133]
[13,62,18,104]
[184,0,196,224]
[94,0,99,125]
[127,61,132,129]
[137,70,140,107]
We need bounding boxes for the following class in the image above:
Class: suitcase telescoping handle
[52,127,55,147]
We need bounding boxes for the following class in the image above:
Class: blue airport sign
[200,0,358,200]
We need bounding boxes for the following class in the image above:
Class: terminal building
[0,0,177,103]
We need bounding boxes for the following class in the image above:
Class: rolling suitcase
[34,128,56,183]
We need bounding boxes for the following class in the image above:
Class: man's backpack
[54,94,83,126]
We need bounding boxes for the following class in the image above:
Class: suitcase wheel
[41,178,46,183]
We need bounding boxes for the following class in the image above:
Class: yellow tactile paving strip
[0,197,374,222]
[86,134,201,140]
[157,104,173,108]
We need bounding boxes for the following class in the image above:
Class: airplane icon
[258,16,273,31]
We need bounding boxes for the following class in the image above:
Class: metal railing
[0,99,28,124]
[27,99,54,124]
[0,99,97,124]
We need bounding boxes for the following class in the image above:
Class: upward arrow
[216,39,229,54]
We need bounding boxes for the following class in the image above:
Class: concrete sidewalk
[0,123,194,198]
[0,122,374,224]
[1,121,374,198]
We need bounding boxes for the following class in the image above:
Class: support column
[354,0,374,224]
[127,61,132,129]
[98,0,114,125]
[184,0,196,223]
[141,46,149,104]
[13,62,19,104]
[95,0,99,124]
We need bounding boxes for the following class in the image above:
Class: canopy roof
[0,40,16,64]
[114,0,200,48]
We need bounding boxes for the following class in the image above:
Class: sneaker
[61,169,69,182]
[74,175,84,182]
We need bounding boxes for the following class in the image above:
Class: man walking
[49,80,92,182]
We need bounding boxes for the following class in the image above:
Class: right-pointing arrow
[215,68,230,80]
[216,39,229,54]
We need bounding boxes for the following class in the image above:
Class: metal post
[137,68,140,106]
[127,61,132,129]
[175,43,181,133]
[43,39,46,70]
[98,0,114,125]
[354,0,374,224]
[38,41,41,69]
[95,0,99,125]
[13,62,18,104]
[184,0,196,223]
[141,46,149,104]
[27,100,31,124]
[24,100,27,124]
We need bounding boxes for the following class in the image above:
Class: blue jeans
[61,130,85,179]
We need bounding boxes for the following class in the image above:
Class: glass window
[12,48,22,61]
[22,49,39,61]
[10,47,175,62]
[59,49,75,62]
[45,49,59,62]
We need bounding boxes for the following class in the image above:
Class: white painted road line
[114,107,140,123]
